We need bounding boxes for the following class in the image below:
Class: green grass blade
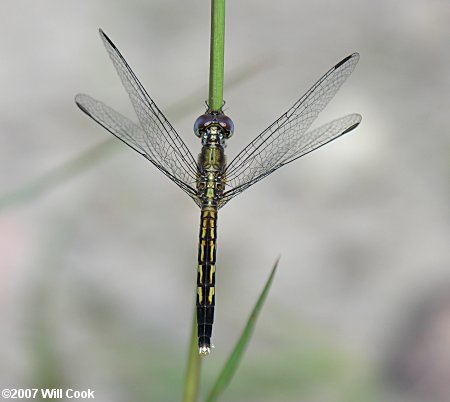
[208,0,226,111]
[183,308,202,402]
[0,139,117,211]
[205,258,279,402]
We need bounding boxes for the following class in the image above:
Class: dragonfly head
[194,112,234,145]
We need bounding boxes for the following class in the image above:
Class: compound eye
[194,114,212,137]
[194,112,234,138]
[217,115,234,138]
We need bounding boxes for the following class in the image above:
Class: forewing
[220,53,360,207]
[75,94,201,206]
[76,29,201,204]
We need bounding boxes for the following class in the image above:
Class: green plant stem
[182,309,202,402]
[183,1,225,397]
[208,0,226,111]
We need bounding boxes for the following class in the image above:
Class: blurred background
[1,0,449,401]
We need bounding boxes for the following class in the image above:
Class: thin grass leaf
[205,258,279,402]
[0,139,117,211]
[183,308,202,402]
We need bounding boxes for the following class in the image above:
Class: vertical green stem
[208,0,226,111]
[182,309,202,402]
[183,1,226,399]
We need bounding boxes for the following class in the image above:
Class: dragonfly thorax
[197,130,227,207]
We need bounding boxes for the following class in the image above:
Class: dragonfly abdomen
[197,207,218,355]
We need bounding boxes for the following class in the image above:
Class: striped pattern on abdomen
[197,207,217,354]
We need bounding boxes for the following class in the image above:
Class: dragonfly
[75,29,361,355]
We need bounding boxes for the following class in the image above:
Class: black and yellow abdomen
[197,207,218,354]
[195,125,227,355]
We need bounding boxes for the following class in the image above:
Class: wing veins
[75,93,200,206]
[99,30,199,180]
[220,54,360,207]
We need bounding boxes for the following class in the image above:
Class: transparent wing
[75,94,201,206]
[76,29,200,205]
[220,53,360,208]
[219,113,360,206]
